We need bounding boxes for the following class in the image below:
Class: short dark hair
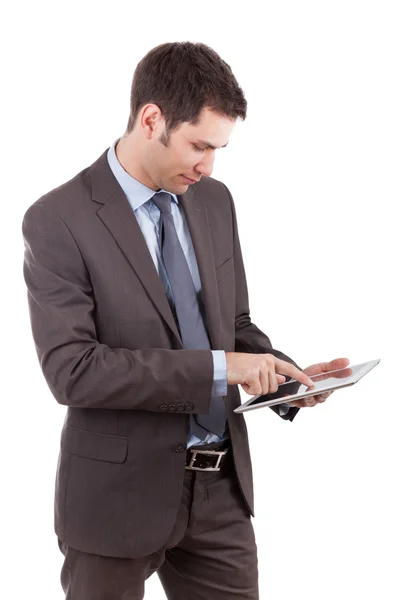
[126,41,247,140]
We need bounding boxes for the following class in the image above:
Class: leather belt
[185,441,231,472]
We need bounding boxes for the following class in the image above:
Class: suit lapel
[90,149,222,350]
[97,190,184,345]
[179,189,223,350]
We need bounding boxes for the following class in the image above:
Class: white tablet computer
[233,359,380,414]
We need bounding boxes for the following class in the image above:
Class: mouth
[181,175,199,184]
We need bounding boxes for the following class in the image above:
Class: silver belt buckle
[185,448,228,471]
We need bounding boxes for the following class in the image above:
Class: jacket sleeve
[223,183,301,422]
[22,202,214,413]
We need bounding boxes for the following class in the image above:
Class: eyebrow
[195,139,229,150]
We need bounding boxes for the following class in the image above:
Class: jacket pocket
[61,424,128,463]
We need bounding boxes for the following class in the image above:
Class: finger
[316,391,333,403]
[288,398,313,408]
[268,369,279,394]
[274,358,314,387]
[321,358,351,372]
[241,383,250,394]
[304,396,317,407]
[259,365,270,395]
[242,376,262,395]
[334,367,353,379]
[287,400,303,408]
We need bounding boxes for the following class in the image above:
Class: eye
[193,144,205,153]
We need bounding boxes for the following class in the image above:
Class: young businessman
[22,41,349,599]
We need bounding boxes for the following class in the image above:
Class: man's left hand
[288,357,351,408]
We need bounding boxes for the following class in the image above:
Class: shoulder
[194,174,230,196]
[193,175,234,213]
[23,164,92,224]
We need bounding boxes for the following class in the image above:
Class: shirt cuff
[211,350,227,397]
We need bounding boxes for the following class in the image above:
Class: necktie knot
[152,191,173,215]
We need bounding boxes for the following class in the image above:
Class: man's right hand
[225,352,314,396]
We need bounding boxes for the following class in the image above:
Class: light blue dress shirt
[107,139,229,448]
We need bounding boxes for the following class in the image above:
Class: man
[22,41,349,599]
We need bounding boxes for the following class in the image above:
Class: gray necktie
[152,191,226,440]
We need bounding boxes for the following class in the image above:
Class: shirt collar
[107,138,179,211]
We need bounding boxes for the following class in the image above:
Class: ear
[141,104,164,140]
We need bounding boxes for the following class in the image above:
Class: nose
[196,150,215,178]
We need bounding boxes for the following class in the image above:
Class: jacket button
[174,443,186,453]
[184,403,194,412]
[177,404,185,412]
[159,404,168,412]
[168,404,177,411]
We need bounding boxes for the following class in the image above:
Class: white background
[2,1,399,598]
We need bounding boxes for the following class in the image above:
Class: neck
[115,134,158,191]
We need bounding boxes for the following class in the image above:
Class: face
[139,105,236,193]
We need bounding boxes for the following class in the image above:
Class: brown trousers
[58,442,259,599]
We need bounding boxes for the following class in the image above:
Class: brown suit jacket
[22,148,300,559]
